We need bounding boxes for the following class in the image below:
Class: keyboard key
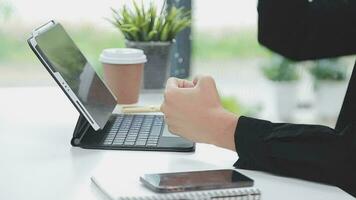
[124,141,135,146]
[147,140,158,144]
[150,126,162,135]
[148,135,159,138]
[114,137,125,141]
[150,131,160,136]
[114,140,125,144]
[115,137,127,141]
[105,136,114,140]
[135,142,146,146]
[148,138,159,141]
[126,135,137,138]
[112,142,124,146]
[103,114,165,148]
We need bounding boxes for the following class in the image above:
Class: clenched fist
[161,76,239,151]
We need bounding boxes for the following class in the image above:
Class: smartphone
[140,169,254,193]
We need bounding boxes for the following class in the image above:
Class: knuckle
[166,77,177,87]
[167,76,176,82]
[200,75,216,88]
[167,77,176,83]
[203,75,214,83]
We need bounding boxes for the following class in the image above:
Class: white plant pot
[272,81,298,121]
[315,81,347,120]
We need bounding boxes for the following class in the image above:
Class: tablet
[28,21,117,130]
[140,169,254,193]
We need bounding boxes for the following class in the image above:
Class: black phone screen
[140,169,254,193]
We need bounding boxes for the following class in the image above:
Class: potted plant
[262,55,299,121]
[109,1,191,89]
[310,58,348,120]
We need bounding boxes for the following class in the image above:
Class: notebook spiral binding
[118,188,261,200]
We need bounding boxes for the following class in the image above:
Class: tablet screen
[35,24,116,129]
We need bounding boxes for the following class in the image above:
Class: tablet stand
[71,115,91,146]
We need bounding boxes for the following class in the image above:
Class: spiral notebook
[91,175,261,200]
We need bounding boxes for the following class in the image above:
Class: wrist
[213,109,239,151]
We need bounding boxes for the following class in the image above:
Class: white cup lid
[99,48,147,64]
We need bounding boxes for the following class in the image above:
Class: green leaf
[132,0,142,18]
[160,23,170,41]
[310,59,346,81]
[262,55,299,81]
[108,1,191,41]
[147,30,158,40]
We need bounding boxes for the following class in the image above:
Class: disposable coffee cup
[100,48,147,104]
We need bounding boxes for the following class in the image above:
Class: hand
[161,76,239,151]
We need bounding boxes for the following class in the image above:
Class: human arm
[235,116,356,195]
[161,76,356,196]
[258,0,356,60]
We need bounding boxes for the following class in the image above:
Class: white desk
[0,87,354,200]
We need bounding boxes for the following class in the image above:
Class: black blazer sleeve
[258,0,356,60]
[234,116,356,196]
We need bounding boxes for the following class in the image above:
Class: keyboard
[102,115,164,147]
